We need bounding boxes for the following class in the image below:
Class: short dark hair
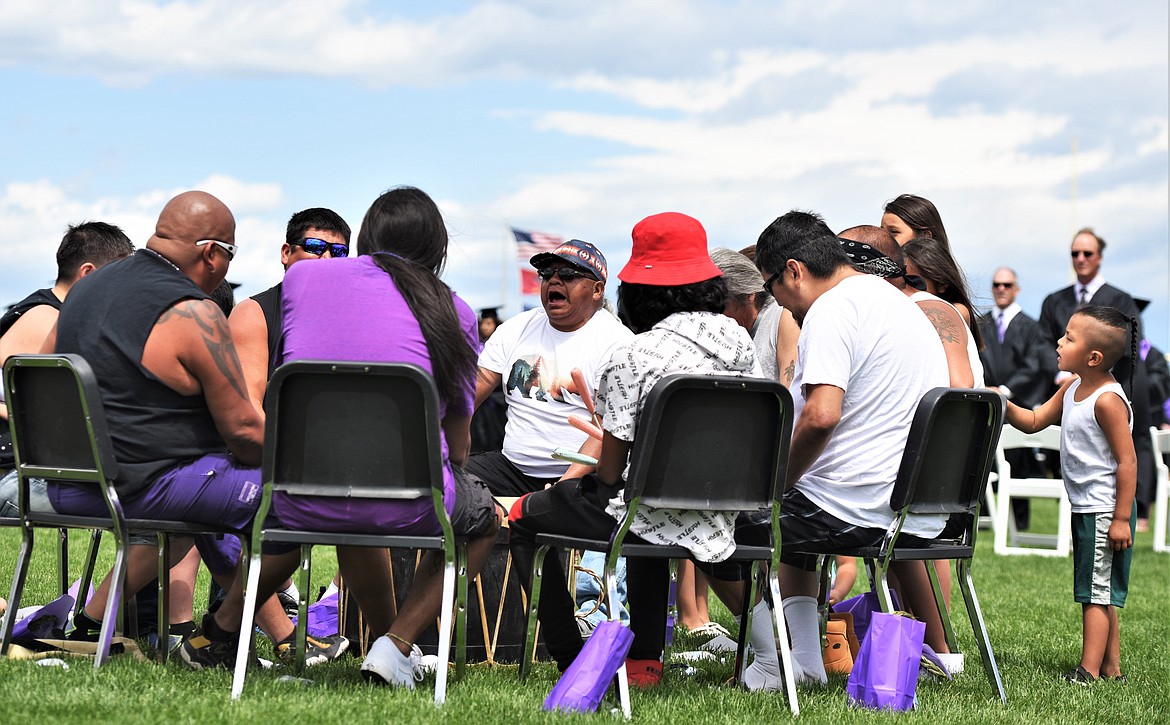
[286,207,351,247]
[56,221,134,282]
[883,194,950,248]
[1075,305,1135,371]
[755,210,844,278]
[617,277,727,334]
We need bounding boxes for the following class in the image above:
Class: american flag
[513,227,564,295]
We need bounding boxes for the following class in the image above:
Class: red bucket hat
[618,212,724,286]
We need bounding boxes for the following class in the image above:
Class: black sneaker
[1062,665,1097,686]
[277,589,299,618]
[166,621,200,656]
[276,633,350,667]
[181,618,239,671]
[65,611,103,642]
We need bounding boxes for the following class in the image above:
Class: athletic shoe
[1063,665,1097,686]
[65,611,103,642]
[277,587,300,618]
[686,621,731,639]
[625,658,662,688]
[360,636,425,689]
[275,632,350,667]
[699,633,740,653]
[181,624,239,671]
[166,620,200,656]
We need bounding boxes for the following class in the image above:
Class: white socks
[743,599,781,691]
[782,595,828,686]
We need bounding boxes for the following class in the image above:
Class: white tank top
[1060,379,1132,513]
[909,290,985,388]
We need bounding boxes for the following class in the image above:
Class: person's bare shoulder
[0,305,61,365]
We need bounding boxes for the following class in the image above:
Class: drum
[339,529,552,664]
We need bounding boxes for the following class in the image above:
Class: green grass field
[1,500,1167,724]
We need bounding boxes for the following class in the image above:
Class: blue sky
[1,1,1167,348]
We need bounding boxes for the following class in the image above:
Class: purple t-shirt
[274,255,479,534]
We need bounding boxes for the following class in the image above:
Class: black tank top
[55,250,224,496]
[251,282,283,377]
[0,288,61,336]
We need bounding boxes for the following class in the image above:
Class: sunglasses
[195,239,238,261]
[762,272,781,295]
[1070,250,1096,259]
[991,281,1015,289]
[294,237,349,258]
[537,266,595,282]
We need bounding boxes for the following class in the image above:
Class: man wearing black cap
[467,239,633,495]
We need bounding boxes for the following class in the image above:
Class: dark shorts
[464,451,558,497]
[1072,507,1135,607]
[726,489,890,573]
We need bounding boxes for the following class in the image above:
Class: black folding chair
[517,374,798,718]
[803,388,1007,703]
[230,361,469,705]
[0,354,248,666]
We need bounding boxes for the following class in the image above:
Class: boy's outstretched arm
[1004,378,1073,432]
[1097,392,1137,551]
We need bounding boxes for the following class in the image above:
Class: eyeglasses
[195,239,238,261]
[762,272,781,295]
[537,266,595,283]
[293,237,349,258]
[991,281,1016,289]
[1070,250,1096,259]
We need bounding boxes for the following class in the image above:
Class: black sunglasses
[537,266,595,282]
[294,237,349,258]
[762,272,781,295]
[991,281,1015,289]
[1070,250,1095,259]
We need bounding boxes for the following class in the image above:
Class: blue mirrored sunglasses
[294,237,349,258]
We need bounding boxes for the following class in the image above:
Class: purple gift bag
[846,612,925,711]
[833,589,900,644]
[289,591,339,637]
[543,620,634,713]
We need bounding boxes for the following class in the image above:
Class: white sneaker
[936,652,964,675]
[700,633,741,653]
[360,636,425,689]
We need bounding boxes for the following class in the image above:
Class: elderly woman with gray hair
[711,247,799,385]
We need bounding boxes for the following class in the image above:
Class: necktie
[1078,287,1088,307]
[996,311,1006,343]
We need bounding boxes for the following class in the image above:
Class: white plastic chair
[993,425,1071,557]
[1151,427,1170,554]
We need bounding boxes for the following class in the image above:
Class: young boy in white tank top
[1004,305,1137,685]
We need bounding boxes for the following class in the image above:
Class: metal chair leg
[604,549,630,721]
[95,529,129,668]
[925,559,958,651]
[662,558,679,667]
[957,558,1007,704]
[230,543,264,699]
[295,545,312,672]
[157,534,170,663]
[732,563,759,686]
[433,544,457,706]
[57,527,69,597]
[1,525,36,656]
[765,565,800,716]
[518,544,550,682]
[75,529,103,621]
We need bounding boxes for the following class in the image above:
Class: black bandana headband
[838,238,927,292]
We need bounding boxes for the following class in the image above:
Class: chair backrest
[1153,427,1170,476]
[3,354,119,492]
[891,388,1004,517]
[998,424,1061,453]
[624,374,793,511]
[263,361,444,499]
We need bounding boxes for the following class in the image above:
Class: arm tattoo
[783,360,796,385]
[923,307,962,344]
[162,300,250,401]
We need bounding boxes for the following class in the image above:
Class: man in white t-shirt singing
[752,210,949,685]
[467,239,634,496]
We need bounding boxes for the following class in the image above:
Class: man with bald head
[42,192,343,664]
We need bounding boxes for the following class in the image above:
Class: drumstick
[568,414,604,441]
[571,367,601,427]
[552,447,599,467]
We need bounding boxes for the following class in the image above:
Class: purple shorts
[48,453,262,575]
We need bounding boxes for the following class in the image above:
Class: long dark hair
[884,194,950,249]
[356,186,478,405]
[617,277,727,334]
[1075,305,1139,396]
[902,236,985,349]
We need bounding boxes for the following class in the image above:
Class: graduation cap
[479,307,501,322]
[1135,298,1150,313]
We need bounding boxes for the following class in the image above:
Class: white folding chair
[993,425,1070,556]
[1151,427,1170,554]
